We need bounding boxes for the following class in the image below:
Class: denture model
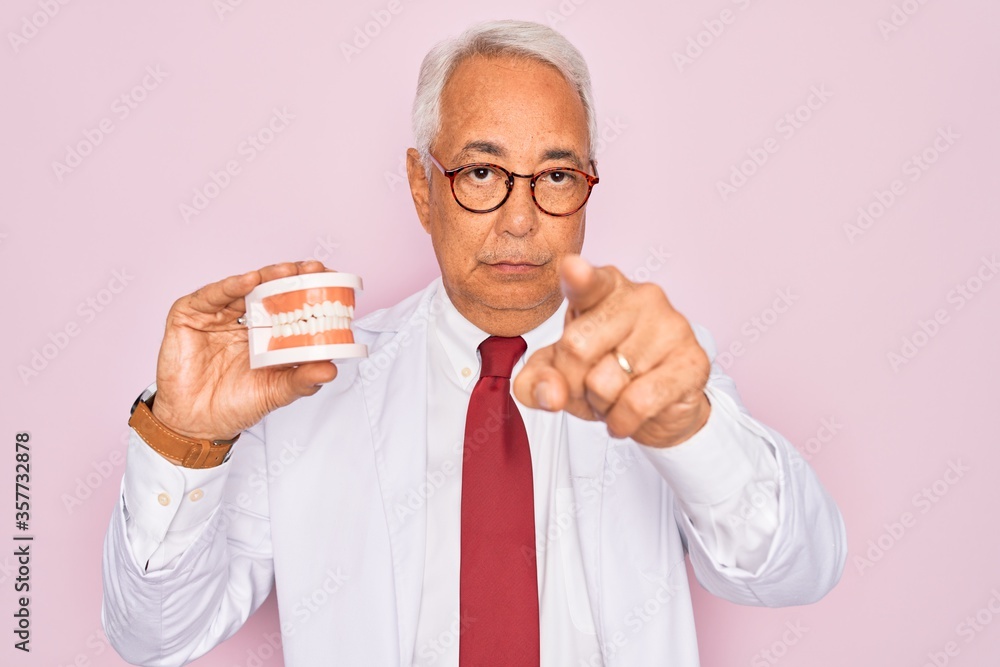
[243,272,367,369]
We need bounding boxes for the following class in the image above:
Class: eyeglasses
[428,152,599,217]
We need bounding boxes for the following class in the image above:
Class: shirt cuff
[634,384,775,508]
[122,429,231,563]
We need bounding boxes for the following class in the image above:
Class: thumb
[270,361,339,405]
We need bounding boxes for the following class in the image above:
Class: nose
[494,174,539,238]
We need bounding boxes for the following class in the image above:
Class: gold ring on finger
[614,349,635,378]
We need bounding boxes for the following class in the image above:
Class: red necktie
[459,335,540,666]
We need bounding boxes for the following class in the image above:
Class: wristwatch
[128,384,239,468]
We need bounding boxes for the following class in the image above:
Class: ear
[406,148,432,234]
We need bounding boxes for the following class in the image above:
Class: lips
[262,287,356,351]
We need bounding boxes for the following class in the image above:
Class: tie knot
[478,335,526,379]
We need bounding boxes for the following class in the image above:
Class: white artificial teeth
[270,314,280,327]
[308,319,317,335]
[294,308,303,321]
[321,301,334,316]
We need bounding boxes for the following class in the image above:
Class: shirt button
[461,367,472,378]
[157,493,170,506]
[189,489,204,502]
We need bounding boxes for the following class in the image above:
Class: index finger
[560,254,616,315]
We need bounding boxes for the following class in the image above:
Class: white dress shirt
[410,285,779,666]
[120,284,783,665]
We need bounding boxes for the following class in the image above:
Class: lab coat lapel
[357,279,437,662]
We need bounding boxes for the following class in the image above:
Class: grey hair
[411,20,598,177]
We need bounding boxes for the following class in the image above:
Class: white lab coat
[102,277,846,667]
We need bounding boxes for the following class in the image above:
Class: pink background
[3,1,998,665]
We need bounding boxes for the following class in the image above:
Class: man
[102,19,846,667]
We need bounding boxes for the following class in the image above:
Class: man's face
[407,55,592,335]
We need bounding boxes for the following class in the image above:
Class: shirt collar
[431,281,568,389]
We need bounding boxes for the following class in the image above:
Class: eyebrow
[456,141,585,170]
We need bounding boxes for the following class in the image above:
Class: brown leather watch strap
[128,401,238,468]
